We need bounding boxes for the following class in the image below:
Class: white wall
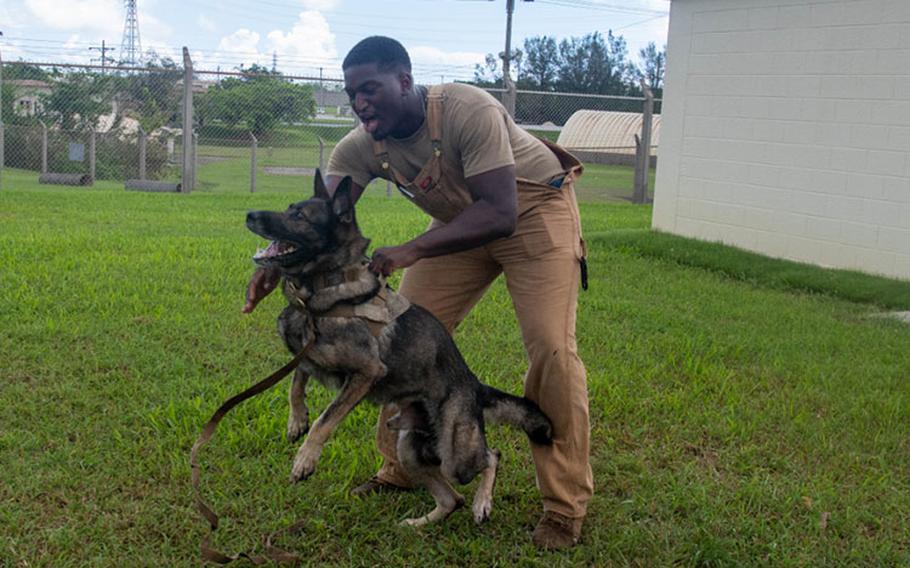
[653,0,910,280]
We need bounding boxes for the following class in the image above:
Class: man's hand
[369,243,421,277]
[242,265,281,313]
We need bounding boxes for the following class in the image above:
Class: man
[243,36,592,549]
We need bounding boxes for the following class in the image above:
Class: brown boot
[349,476,410,497]
[532,511,583,549]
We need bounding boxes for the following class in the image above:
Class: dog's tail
[481,385,554,445]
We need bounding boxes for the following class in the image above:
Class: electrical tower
[120,0,142,66]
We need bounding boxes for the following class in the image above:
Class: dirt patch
[263,166,316,176]
[197,156,232,165]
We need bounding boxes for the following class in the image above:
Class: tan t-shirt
[327,83,565,191]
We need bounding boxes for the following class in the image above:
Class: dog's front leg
[290,373,377,482]
[287,367,310,442]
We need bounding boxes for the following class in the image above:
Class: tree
[3,61,49,81]
[607,31,638,91]
[473,54,504,88]
[555,31,637,95]
[637,42,667,95]
[40,72,113,131]
[207,68,316,136]
[116,51,183,131]
[521,36,559,90]
[1,81,17,123]
[475,31,639,95]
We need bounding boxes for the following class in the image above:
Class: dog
[245,173,553,526]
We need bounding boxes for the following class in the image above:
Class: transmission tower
[120,0,142,66]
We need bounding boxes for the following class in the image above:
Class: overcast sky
[1,0,670,84]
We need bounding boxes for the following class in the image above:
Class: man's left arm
[368,164,518,276]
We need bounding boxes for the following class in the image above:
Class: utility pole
[502,0,515,84]
[89,41,116,72]
[319,66,323,107]
[1,42,5,191]
[496,0,532,118]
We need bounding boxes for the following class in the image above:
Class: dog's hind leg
[399,471,464,528]
[471,448,500,524]
[396,429,463,527]
[287,367,310,442]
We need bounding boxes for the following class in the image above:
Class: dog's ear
[332,176,354,224]
[313,169,330,200]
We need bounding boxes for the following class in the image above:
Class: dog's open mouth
[253,240,298,262]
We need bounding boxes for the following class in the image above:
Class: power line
[88,40,116,72]
[535,0,667,15]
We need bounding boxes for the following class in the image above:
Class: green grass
[598,229,910,310]
[1,173,909,566]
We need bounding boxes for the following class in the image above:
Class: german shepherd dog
[245,173,553,526]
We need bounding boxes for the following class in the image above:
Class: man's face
[344,62,411,140]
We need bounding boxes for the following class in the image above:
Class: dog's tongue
[254,240,296,260]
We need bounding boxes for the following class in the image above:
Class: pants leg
[374,245,501,487]
[490,184,593,519]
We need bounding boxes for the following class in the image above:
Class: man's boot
[532,511,583,549]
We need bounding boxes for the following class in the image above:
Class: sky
[0,0,670,85]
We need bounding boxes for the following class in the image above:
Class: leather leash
[190,271,404,564]
[190,332,316,565]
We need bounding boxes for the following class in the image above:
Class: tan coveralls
[369,87,593,520]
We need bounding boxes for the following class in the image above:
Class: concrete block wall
[653,0,910,280]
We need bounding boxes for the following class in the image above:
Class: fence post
[503,80,517,119]
[40,121,48,174]
[318,136,325,172]
[193,131,198,188]
[0,46,4,190]
[89,127,96,183]
[138,127,147,180]
[0,122,4,191]
[181,47,194,193]
[250,132,257,193]
[633,81,655,204]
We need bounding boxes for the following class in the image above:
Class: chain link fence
[1,54,658,201]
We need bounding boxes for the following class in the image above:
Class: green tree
[636,42,667,96]
[116,51,183,131]
[3,62,49,81]
[520,36,559,91]
[40,72,112,131]
[207,68,315,136]
[472,54,504,88]
[557,31,633,95]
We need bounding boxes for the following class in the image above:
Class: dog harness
[282,263,411,337]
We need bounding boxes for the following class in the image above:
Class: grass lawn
[1,170,908,566]
[190,144,653,202]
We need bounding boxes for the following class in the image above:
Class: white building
[653,0,910,280]
[7,79,52,117]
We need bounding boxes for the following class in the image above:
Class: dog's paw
[290,444,320,482]
[472,496,493,524]
[399,515,431,528]
[286,413,309,443]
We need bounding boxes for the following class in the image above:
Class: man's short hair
[343,36,411,73]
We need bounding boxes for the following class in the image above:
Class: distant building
[557,110,661,166]
[7,79,52,117]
